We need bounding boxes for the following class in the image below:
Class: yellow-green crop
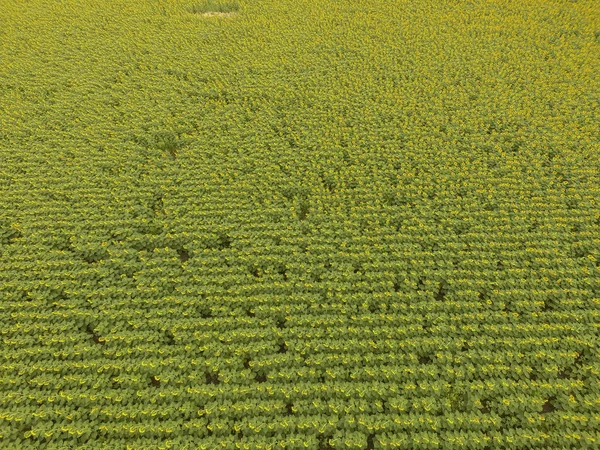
[0,0,599,448]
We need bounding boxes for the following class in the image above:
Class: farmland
[0,0,599,448]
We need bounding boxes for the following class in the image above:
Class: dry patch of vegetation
[198,11,236,17]
[188,0,239,17]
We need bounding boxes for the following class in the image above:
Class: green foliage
[0,0,599,448]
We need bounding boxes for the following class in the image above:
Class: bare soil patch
[188,1,239,16]
[199,11,236,17]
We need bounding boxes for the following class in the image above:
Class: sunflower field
[0,0,599,449]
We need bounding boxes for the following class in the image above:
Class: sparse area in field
[0,0,599,449]
[188,0,240,16]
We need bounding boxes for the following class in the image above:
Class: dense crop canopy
[0,0,599,448]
